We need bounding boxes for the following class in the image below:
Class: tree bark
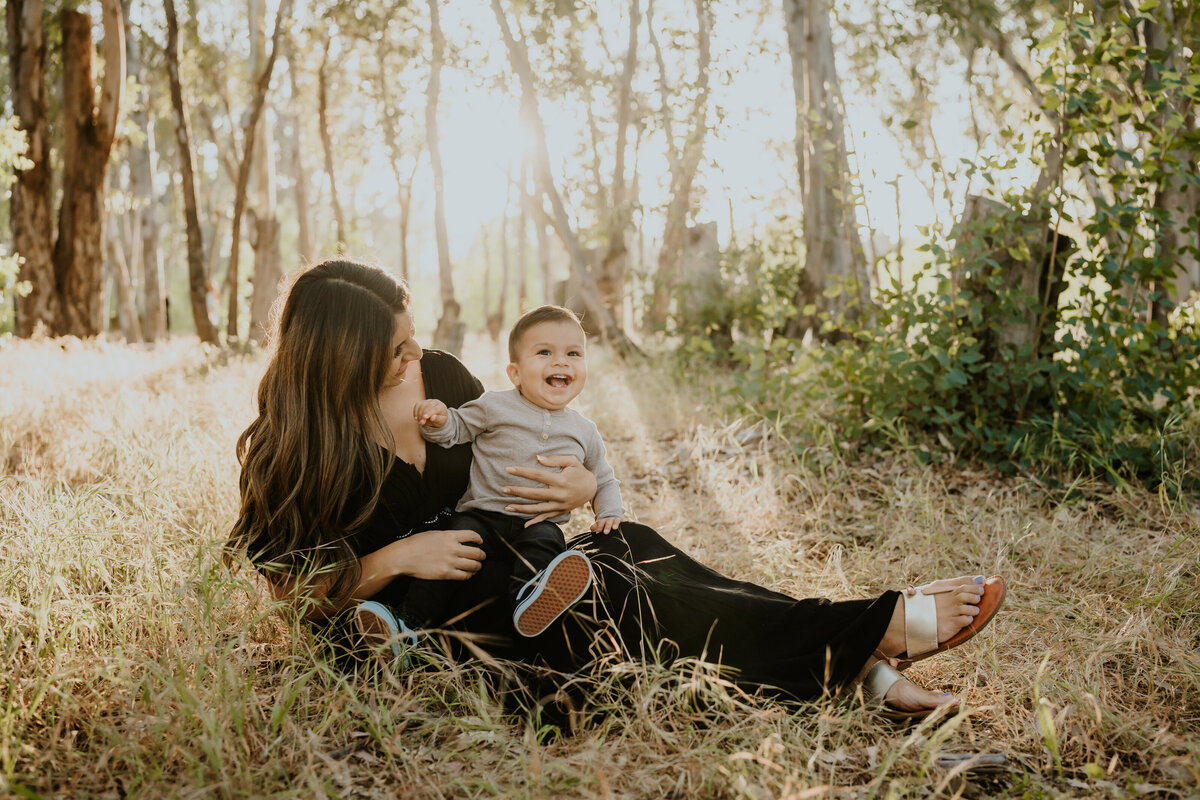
[225,0,291,342]
[599,0,640,327]
[246,0,283,344]
[490,0,639,355]
[782,0,866,341]
[126,18,167,341]
[6,0,56,337]
[53,1,124,338]
[105,209,143,342]
[427,0,464,355]
[318,37,347,249]
[285,44,314,265]
[647,0,709,332]
[164,0,218,343]
[375,41,421,282]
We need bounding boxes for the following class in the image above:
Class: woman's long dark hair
[227,259,409,604]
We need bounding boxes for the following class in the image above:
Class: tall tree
[782,0,867,340]
[491,0,638,354]
[284,44,313,265]
[246,0,284,343]
[427,0,463,355]
[126,15,168,341]
[53,0,125,337]
[318,35,347,249]
[164,0,219,343]
[645,0,710,331]
[6,0,55,336]
[224,0,291,341]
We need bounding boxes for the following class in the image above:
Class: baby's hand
[590,517,622,534]
[414,399,448,427]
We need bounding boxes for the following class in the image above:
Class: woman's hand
[386,529,485,581]
[502,454,598,526]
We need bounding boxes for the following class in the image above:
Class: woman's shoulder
[421,349,484,406]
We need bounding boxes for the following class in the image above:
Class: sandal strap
[903,586,939,657]
[863,661,902,702]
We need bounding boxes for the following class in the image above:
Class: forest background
[2,0,1199,796]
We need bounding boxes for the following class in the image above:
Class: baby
[412,305,624,637]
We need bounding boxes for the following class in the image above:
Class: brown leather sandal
[890,575,1006,670]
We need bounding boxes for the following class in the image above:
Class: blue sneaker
[354,601,418,666]
[513,550,594,638]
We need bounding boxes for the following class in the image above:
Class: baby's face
[506,320,587,411]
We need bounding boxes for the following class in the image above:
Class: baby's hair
[508,305,584,361]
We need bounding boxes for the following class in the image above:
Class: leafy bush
[688,8,1200,490]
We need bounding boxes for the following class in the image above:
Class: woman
[227,259,1005,717]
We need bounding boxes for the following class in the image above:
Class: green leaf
[1139,0,1160,10]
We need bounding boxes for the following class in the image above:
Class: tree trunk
[126,19,167,341]
[164,0,218,343]
[427,0,464,354]
[599,0,640,328]
[645,0,709,333]
[530,189,552,304]
[517,160,529,310]
[318,37,347,250]
[490,0,639,355]
[6,0,56,337]
[285,45,313,265]
[53,1,124,338]
[246,0,283,344]
[782,0,866,341]
[224,0,290,342]
[105,210,143,342]
[374,42,420,282]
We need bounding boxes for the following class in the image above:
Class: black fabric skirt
[404,522,898,702]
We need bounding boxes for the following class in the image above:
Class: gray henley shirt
[420,388,624,523]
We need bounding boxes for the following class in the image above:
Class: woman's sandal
[886,575,1006,670]
[862,661,954,722]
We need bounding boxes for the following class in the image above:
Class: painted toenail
[974,576,984,583]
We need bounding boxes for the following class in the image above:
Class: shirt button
[542,434,548,440]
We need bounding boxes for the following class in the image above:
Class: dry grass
[1,334,1197,798]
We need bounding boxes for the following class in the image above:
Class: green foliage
[689,6,1200,490]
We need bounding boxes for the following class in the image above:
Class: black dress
[348,350,900,701]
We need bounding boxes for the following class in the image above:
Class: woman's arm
[270,529,486,620]
[501,453,599,526]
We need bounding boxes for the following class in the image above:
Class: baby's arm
[583,426,625,533]
[414,399,448,428]
[419,394,490,446]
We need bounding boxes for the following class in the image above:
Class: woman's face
[382,310,422,389]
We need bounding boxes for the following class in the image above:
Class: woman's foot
[877,575,1005,666]
[861,660,959,719]
[883,674,959,714]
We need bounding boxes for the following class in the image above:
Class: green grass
[1,335,1197,798]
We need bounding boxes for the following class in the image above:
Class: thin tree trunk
[782,0,865,341]
[427,0,463,355]
[6,0,56,336]
[499,173,512,323]
[647,0,709,332]
[246,0,282,344]
[517,159,529,310]
[285,44,313,265]
[105,210,142,342]
[224,0,291,341]
[375,42,421,282]
[490,0,639,355]
[318,37,347,249]
[53,2,124,337]
[599,0,640,327]
[164,0,218,343]
[127,19,167,341]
